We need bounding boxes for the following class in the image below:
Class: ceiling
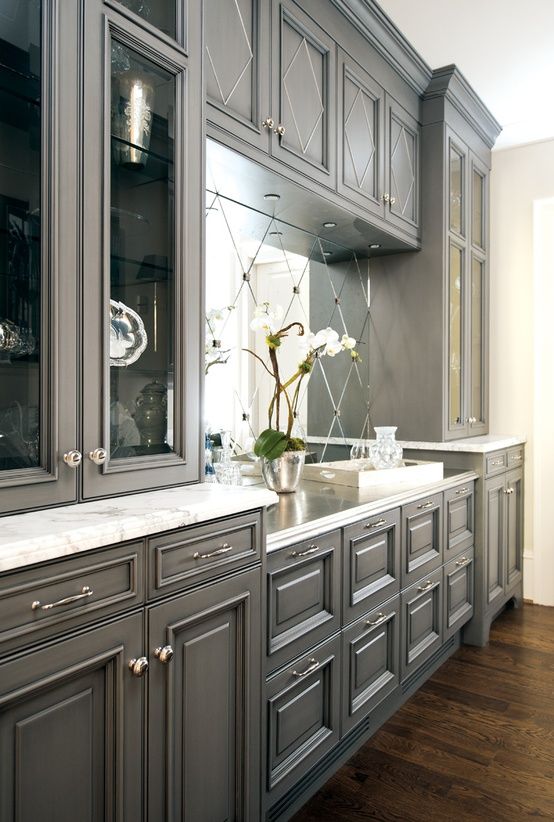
[377,0,554,150]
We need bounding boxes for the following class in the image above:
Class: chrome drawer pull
[365,518,387,529]
[417,501,434,510]
[455,557,470,567]
[193,543,233,560]
[32,585,93,611]
[490,459,504,466]
[365,612,389,628]
[511,454,523,461]
[417,580,434,592]
[455,487,469,495]
[292,658,320,678]
[289,545,321,558]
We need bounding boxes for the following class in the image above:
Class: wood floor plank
[292,604,554,822]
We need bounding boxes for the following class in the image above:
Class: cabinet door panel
[205,0,270,150]
[342,597,400,735]
[506,468,523,591]
[0,0,78,514]
[337,51,384,218]
[444,484,474,555]
[485,475,505,607]
[271,0,336,188]
[401,494,442,587]
[82,2,202,498]
[401,568,442,680]
[386,97,419,235]
[468,251,487,434]
[448,239,467,435]
[0,613,144,822]
[266,634,340,797]
[444,549,474,639]
[343,509,400,623]
[148,568,261,821]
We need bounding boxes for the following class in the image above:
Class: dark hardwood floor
[292,603,554,821]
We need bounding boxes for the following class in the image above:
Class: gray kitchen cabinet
[400,567,443,681]
[506,467,523,591]
[342,508,401,624]
[368,67,500,442]
[444,482,475,556]
[147,566,261,821]
[204,0,270,151]
[0,612,144,822]
[385,95,420,236]
[341,596,400,735]
[401,493,443,588]
[443,547,474,640]
[485,473,505,608]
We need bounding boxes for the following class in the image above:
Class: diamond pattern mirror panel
[205,192,373,459]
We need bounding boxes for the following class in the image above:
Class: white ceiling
[377,0,554,150]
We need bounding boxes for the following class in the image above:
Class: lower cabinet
[148,567,261,822]
[400,567,443,680]
[485,466,523,608]
[0,613,144,822]
[506,468,524,591]
[265,634,341,798]
[341,597,400,735]
[443,548,474,640]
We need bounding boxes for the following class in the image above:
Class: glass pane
[449,147,463,234]
[472,169,484,248]
[449,243,463,427]
[110,42,175,460]
[115,0,176,39]
[0,1,42,471]
[471,256,484,422]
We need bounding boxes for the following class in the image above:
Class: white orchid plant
[246,302,358,460]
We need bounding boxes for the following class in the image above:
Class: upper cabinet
[0,0,203,515]
[205,0,421,245]
[0,0,79,514]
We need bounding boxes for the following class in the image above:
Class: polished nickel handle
[274,124,286,136]
[511,454,523,461]
[455,487,469,495]
[417,580,434,592]
[491,459,504,466]
[455,556,470,567]
[382,193,390,202]
[417,501,434,510]
[506,487,514,495]
[365,518,387,529]
[193,543,233,560]
[154,645,174,665]
[262,117,275,129]
[88,447,107,465]
[289,545,320,558]
[128,657,149,677]
[389,196,396,205]
[63,450,82,468]
[292,658,320,678]
[365,612,389,627]
[32,585,93,611]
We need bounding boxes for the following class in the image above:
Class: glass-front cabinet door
[468,153,489,435]
[82,0,202,498]
[0,0,78,513]
[447,240,466,436]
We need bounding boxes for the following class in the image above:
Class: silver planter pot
[261,451,306,494]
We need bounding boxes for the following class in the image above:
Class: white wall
[490,139,554,603]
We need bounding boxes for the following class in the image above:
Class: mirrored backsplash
[205,191,374,460]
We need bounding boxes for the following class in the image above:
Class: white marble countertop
[0,484,278,573]
[308,434,526,454]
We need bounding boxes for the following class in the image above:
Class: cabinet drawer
[147,510,262,598]
[401,493,443,587]
[266,633,340,797]
[341,596,400,736]
[507,446,524,469]
[444,483,474,555]
[401,567,442,681]
[485,451,507,476]
[343,509,401,624]
[444,548,474,640]
[0,542,144,653]
[266,531,340,673]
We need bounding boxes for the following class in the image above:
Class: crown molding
[330,0,433,95]
[424,65,502,148]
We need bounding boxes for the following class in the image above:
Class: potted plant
[246,302,357,492]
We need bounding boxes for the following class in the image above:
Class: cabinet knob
[88,447,107,465]
[389,196,396,205]
[63,450,82,468]
[274,124,286,137]
[262,117,275,130]
[154,645,174,665]
[382,193,390,202]
[128,657,149,677]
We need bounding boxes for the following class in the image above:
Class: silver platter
[110,299,148,367]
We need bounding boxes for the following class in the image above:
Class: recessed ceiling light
[369,243,381,249]
[323,251,332,257]
[322,221,337,228]
[264,193,280,201]
[269,231,283,236]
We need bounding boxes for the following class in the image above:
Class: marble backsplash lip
[0,483,279,573]
[307,434,526,454]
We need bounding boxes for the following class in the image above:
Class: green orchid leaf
[254,428,288,460]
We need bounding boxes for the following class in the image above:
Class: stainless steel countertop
[260,469,478,551]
